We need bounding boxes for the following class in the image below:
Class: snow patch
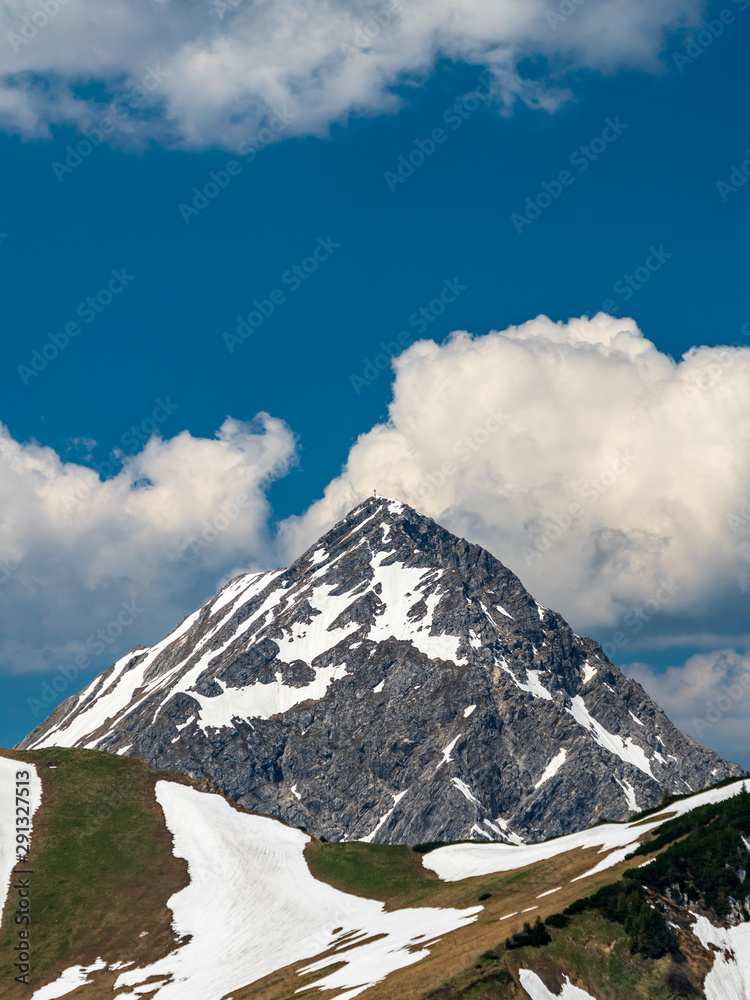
[451,778,481,806]
[361,790,408,843]
[692,914,750,1000]
[567,696,655,779]
[519,970,601,1000]
[31,960,107,999]
[436,735,460,770]
[534,749,567,790]
[111,782,479,1000]
[372,680,384,693]
[614,777,638,811]
[189,665,349,730]
[1,757,42,921]
[422,780,750,882]
[496,658,553,701]
[628,710,644,727]
[463,704,476,718]
[581,660,597,684]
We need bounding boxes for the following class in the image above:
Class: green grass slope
[1,747,747,1000]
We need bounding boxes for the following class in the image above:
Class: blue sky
[1,0,749,765]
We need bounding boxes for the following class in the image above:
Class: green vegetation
[0,747,187,995]
[624,783,750,919]
[306,840,442,905]
[505,917,551,950]
[557,882,676,960]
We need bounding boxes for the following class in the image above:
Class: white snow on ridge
[534,749,567,790]
[567,696,655,779]
[423,780,749,883]
[188,665,350,728]
[367,559,466,664]
[692,914,750,1000]
[451,778,481,806]
[614,777,638,812]
[110,783,479,1000]
[520,969,600,1000]
[31,960,108,1000]
[360,790,408,843]
[581,660,597,684]
[0,756,42,921]
[26,607,203,750]
[495,658,553,702]
[437,735,461,770]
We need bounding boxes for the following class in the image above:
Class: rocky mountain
[19,496,740,844]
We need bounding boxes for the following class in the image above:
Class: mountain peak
[20,501,740,845]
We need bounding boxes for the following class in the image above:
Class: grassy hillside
[1,747,746,1000]
[0,747,189,997]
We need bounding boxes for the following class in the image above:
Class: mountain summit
[20,496,740,843]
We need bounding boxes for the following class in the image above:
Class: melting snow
[692,914,750,1000]
[26,607,203,750]
[373,680,385,693]
[188,666,350,729]
[614,778,638,812]
[567,696,655,779]
[534,749,567,790]
[496,658,553,701]
[367,560,466,664]
[471,824,493,840]
[360,790,408,843]
[1,756,42,920]
[581,660,597,684]
[436,735,461,770]
[536,887,562,898]
[463,704,477,718]
[422,780,750,883]
[451,778,481,806]
[520,970,600,1000]
[31,960,107,999]
[110,783,479,1000]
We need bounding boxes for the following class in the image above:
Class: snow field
[423,779,750,882]
[110,782,480,1000]
[520,970,599,999]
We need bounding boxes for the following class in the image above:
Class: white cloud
[0,413,296,676]
[282,314,750,643]
[626,650,750,766]
[0,0,702,147]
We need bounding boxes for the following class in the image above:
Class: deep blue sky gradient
[1,6,749,748]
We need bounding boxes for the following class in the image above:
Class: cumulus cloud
[282,314,750,645]
[626,650,750,767]
[0,413,296,676]
[0,0,702,147]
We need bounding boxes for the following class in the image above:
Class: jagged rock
[19,497,741,844]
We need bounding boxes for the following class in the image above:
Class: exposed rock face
[20,497,741,844]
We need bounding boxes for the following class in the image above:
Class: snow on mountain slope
[423,779,750,883]
[520,970,600,1000]
[692,914,750,1000]
[32,782,480,1000]
[0,755,42,917]
[20,496,741,845]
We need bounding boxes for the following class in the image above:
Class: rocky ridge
[20,496,740,844]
